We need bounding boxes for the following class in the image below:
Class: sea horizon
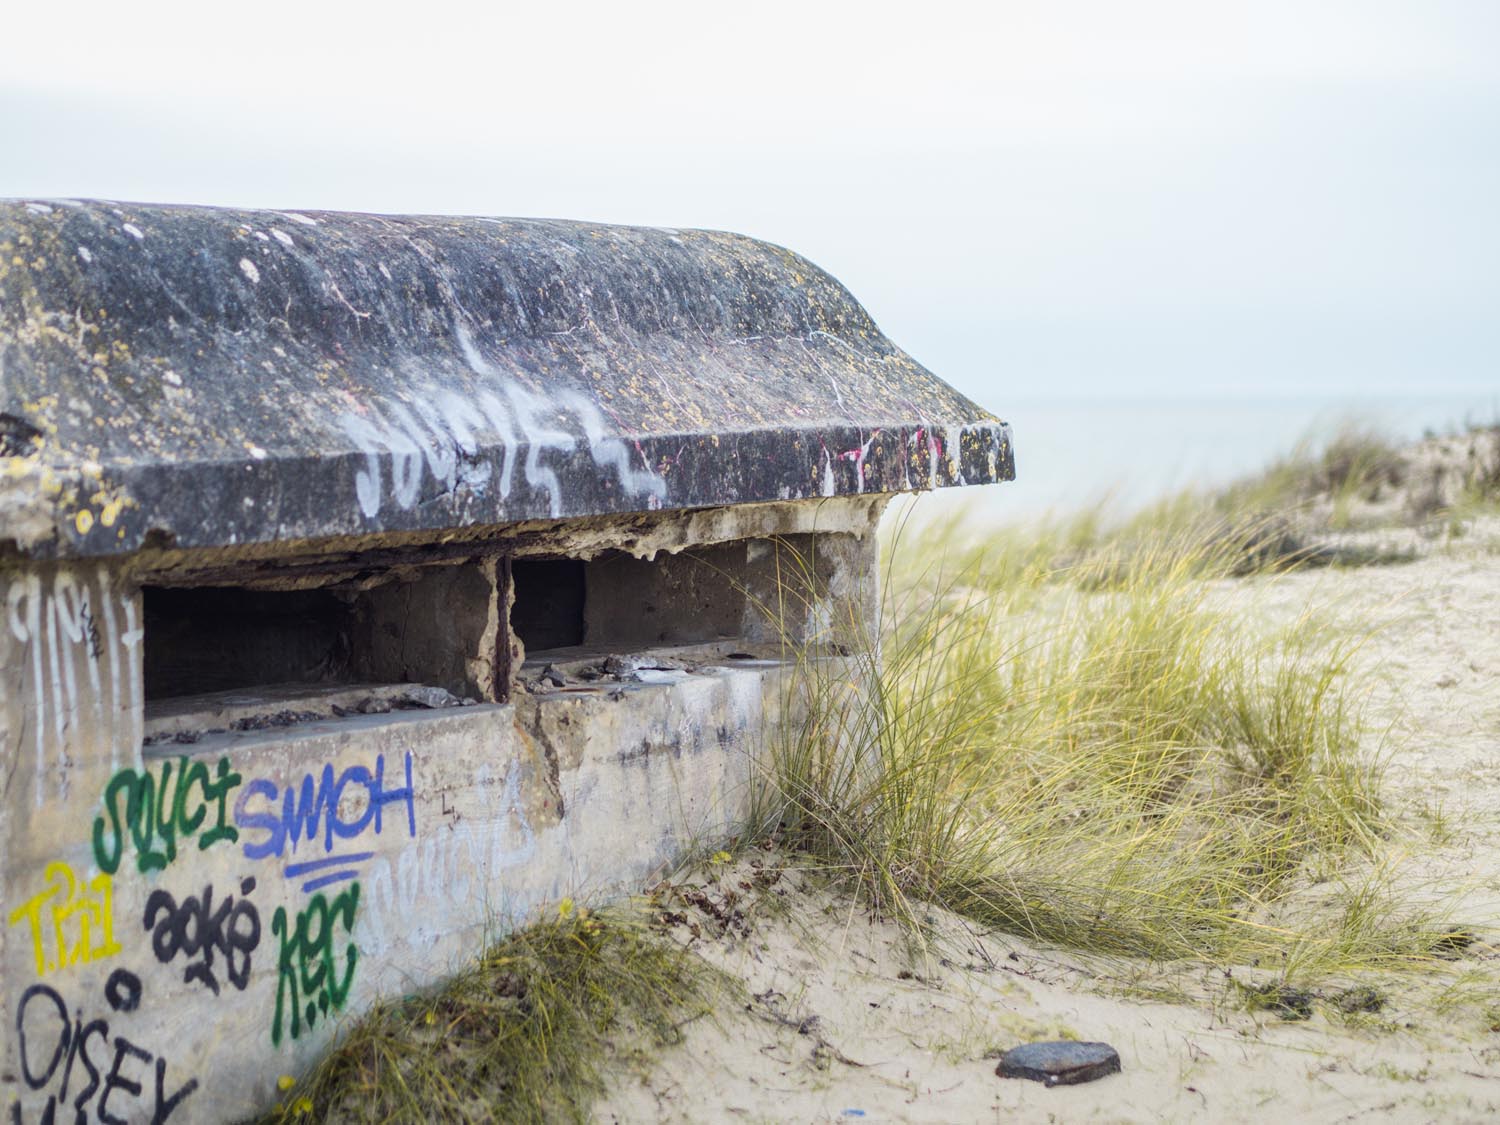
[906,388,1500,527]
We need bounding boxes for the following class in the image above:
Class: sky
[2,0,1497,421]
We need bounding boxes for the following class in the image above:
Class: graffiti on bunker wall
[143,879,261,998]
[337,324,665,521]
[270,883,360,1046]
[92,756,242,875]
[363,761,535,947]
[235,751,416,892]
[7,862,122,977]
[11,968,199,1124]
[6,623,543,1118]
[5,566,142,806]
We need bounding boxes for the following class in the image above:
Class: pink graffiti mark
[908,427,946,485]
[834,430,881,489]
[596,400,662,480]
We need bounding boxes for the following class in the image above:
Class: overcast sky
[3,1,1496,411]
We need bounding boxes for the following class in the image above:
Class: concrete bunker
[0,200,1012,1122]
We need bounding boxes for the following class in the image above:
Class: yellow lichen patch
[74,509,95,535]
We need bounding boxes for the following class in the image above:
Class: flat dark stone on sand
[996,1040,1121,1086]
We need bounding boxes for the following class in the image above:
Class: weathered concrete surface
[352,558,504,701]
[583,531,877,649]
[0,200,1014,561]
[0,559,792,1120]
[127,496,890,590]
[0,203,1007,1122]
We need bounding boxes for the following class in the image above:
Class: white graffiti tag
[4,566,142,805]
[338,324,666,519]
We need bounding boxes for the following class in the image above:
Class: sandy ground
[594,517,1500,1124]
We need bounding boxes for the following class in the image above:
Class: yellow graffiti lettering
[6,861,122,976]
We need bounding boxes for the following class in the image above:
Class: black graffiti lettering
[15,986,68,1091]
[80,604,102,659]
[143,882,261,996]
[102,969,141,1014]
[96,1037,149,1125]
[10,973,197,1124]
[151,1058,198,1125]
[72,1020,108,1119]
[52,1017,79,1109]
[8,1098,56,1124]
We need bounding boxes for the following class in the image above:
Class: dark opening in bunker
[509,559,586,652]
[143,586,356,701]
[141,558,502,716]
[509,544,753,658]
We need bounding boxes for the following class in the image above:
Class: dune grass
[754,515,1449,980]
[930,422,1500,586]
[267,426,1498,1121]
[1227,424,1407,524]
[261,905,723,1124]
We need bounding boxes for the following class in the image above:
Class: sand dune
[598,514,1500,1124]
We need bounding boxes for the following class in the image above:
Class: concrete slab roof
[0,200,1013,559]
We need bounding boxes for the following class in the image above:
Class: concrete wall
[0,507,879,1123]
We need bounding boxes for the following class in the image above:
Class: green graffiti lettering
[92,772,132,875]
[176,758,209,837]
[91,757,241,875]
[198,757,242,850]
[271,883,360,1047]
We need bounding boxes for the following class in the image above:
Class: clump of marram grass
[1228,424,1407,520]
[754,522,1449,980]
[262,904,722,1125]
[925,424,1445,589]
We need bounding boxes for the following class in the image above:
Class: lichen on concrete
[1,200,1013,560]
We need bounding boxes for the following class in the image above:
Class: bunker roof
[0,200,1012,560]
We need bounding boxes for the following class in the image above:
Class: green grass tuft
[756,514,1445,979]
[261,906,723,1124]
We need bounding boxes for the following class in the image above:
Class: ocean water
[905,391,1500,527]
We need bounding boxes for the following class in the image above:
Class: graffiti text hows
[271,884,360,1046]
[11,969,198,1124]
[92,757,242,876]
[236,752,416,891]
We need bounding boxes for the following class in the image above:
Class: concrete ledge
[4,653,784,1122]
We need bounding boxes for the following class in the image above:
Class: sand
[595,515,1500,1124]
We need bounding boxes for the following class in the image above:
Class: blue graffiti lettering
[233,753,415,865]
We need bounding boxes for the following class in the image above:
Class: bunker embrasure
[0,200,1013,1123]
